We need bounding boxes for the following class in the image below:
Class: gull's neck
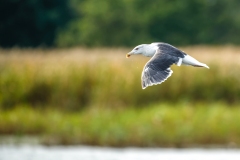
[142,44,158,57]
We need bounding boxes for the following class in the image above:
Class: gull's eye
[135,48,139,50]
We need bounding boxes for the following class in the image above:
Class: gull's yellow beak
[126,53,131,58]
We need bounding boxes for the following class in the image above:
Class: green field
[1,103,240,147]
[0,46,240,147]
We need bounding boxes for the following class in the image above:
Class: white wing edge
[142,69,173,89]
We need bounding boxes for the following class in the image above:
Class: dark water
[1,145,240,160]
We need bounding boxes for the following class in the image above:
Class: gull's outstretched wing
[141,43,186,89]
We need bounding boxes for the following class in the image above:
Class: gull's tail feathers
[182,55,209,69]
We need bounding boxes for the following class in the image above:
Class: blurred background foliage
[0,47,239,111]
[1,0,240,147]
[0,0,75,47]
[1,0,240,47]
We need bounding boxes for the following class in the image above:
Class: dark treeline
[0,0,75,47]
[1,0,240,47]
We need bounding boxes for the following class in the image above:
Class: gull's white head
[126,44,146,58]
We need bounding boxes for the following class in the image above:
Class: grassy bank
[0,46,240,110]
[1,103,240,147]
[0,46,240,146]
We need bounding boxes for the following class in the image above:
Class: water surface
[1,145,240,160]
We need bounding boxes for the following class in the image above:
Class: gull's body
[126,43,209,89]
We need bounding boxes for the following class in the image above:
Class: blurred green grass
[0,46,240,146]
[1,103,240,147]
[0,47,240,110]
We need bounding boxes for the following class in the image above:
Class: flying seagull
[126,42,209,89]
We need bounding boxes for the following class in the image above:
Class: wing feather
[141,43,185,89]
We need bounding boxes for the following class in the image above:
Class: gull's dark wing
[141,43,186,89]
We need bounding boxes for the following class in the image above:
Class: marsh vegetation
[0,46,240,147]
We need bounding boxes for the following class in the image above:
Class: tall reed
[0,46,239,110]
